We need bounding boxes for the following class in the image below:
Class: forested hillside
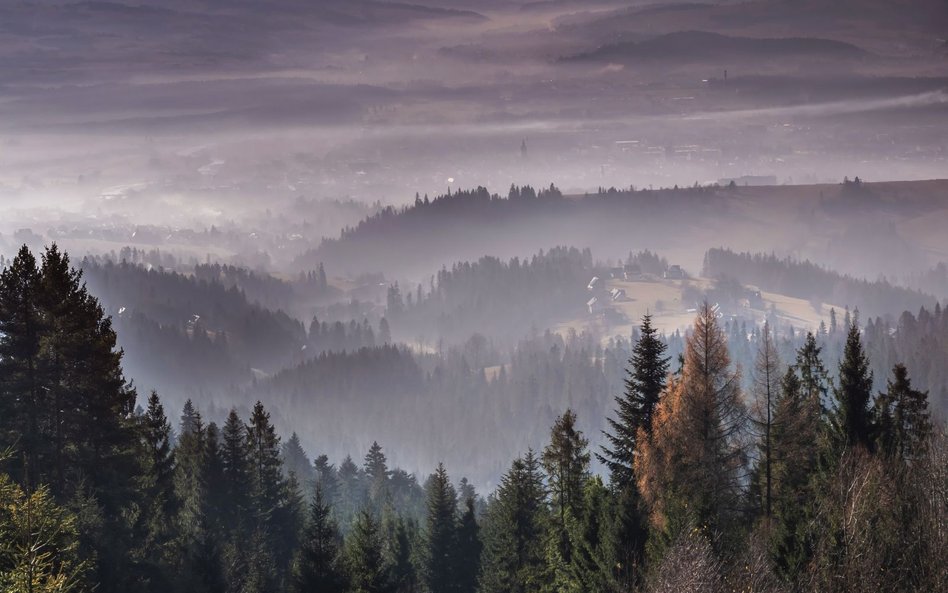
[703,248,936,318]
[297,184,726,275]
[386,246,594,343]
[0,246,943,593]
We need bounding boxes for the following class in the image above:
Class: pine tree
[599,313,669,489]
[180,399,202,438]
[455,497,481,593]
[247,401,285,527]
[795,332,830,415]
[565,477,616,593]
[0,245,141,592]
[345,510,392,593]
[364,441,390,507]
[183,421,227,593]
[542,409,590,567]
[314,454,340,507]
[832,317,874,451]
[294,484,346,593]
[598,314,666,589]
[282,432,315,491]
[136,391,178,588]
[0,246,44,492]
[246,401,296,589]
[175,402,206,543]
[768,345,825,580]
[874,364,931,461]
[337,455,364,529]
[478,451,548,593]
[383,513,417,593]
[423,463,459,593]
[220,407,253,569]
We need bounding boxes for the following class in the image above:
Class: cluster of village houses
[585,262,686,315]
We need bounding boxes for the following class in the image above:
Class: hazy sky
[0,0,945,235]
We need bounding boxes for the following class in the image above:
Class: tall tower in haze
[521,138,528,159]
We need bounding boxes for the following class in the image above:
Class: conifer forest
[1,0,947,591]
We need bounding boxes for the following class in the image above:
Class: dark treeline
[84,250,340,318]
[251,330,624,485]
[0,246,944,593]
[306,316,387,356]
[299,183,730,275]
[386,246,594,344]
[703,248,936,319]
[81,258,307,372]
[193,262,337,312]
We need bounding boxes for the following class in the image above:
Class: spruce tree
[247,401,285,526]
[136,391,177,588]
[599,313,669,489]
[597,314,666,588]
[281,432,315,492]
[874,364,931,460]
[769,344,825,581]
[314,454,340,507]
[423,463,459,593]
[345,510,392,593]
[364,441,390,508]
[0,245,141,592]
[478,451,548,593]
[246,401,295,589]
[832,317,874,451]
[455,497,481,593]
[542,409,590,566]
[294,484,346,593]
[384,514,417,593]
[221,409,252,533]
[0,246,44,492]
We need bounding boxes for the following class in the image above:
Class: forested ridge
[702,248,936,318]
[0,245,945,593]
[298,184,728,275]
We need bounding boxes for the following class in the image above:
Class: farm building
[623,263,643,280]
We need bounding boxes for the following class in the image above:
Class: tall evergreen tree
[598,314,667,588]
[542,409,590,567]
[423,463,459,593]
[478,451,548,593]
[345,510,392,593]
[246,401,296,590]
[0,246,44,492]
[0,245,141,592]
[832,317,874,451]
[599,313,669,489]
[294,484,346,593]
[383,513,417,593]
[364,441,390,508]
[136,391,177,589]
[282,432,315,492]
[768,344,825,581]
[314,454,340,507]
[456,497,481,593]
[874,364,931,461]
